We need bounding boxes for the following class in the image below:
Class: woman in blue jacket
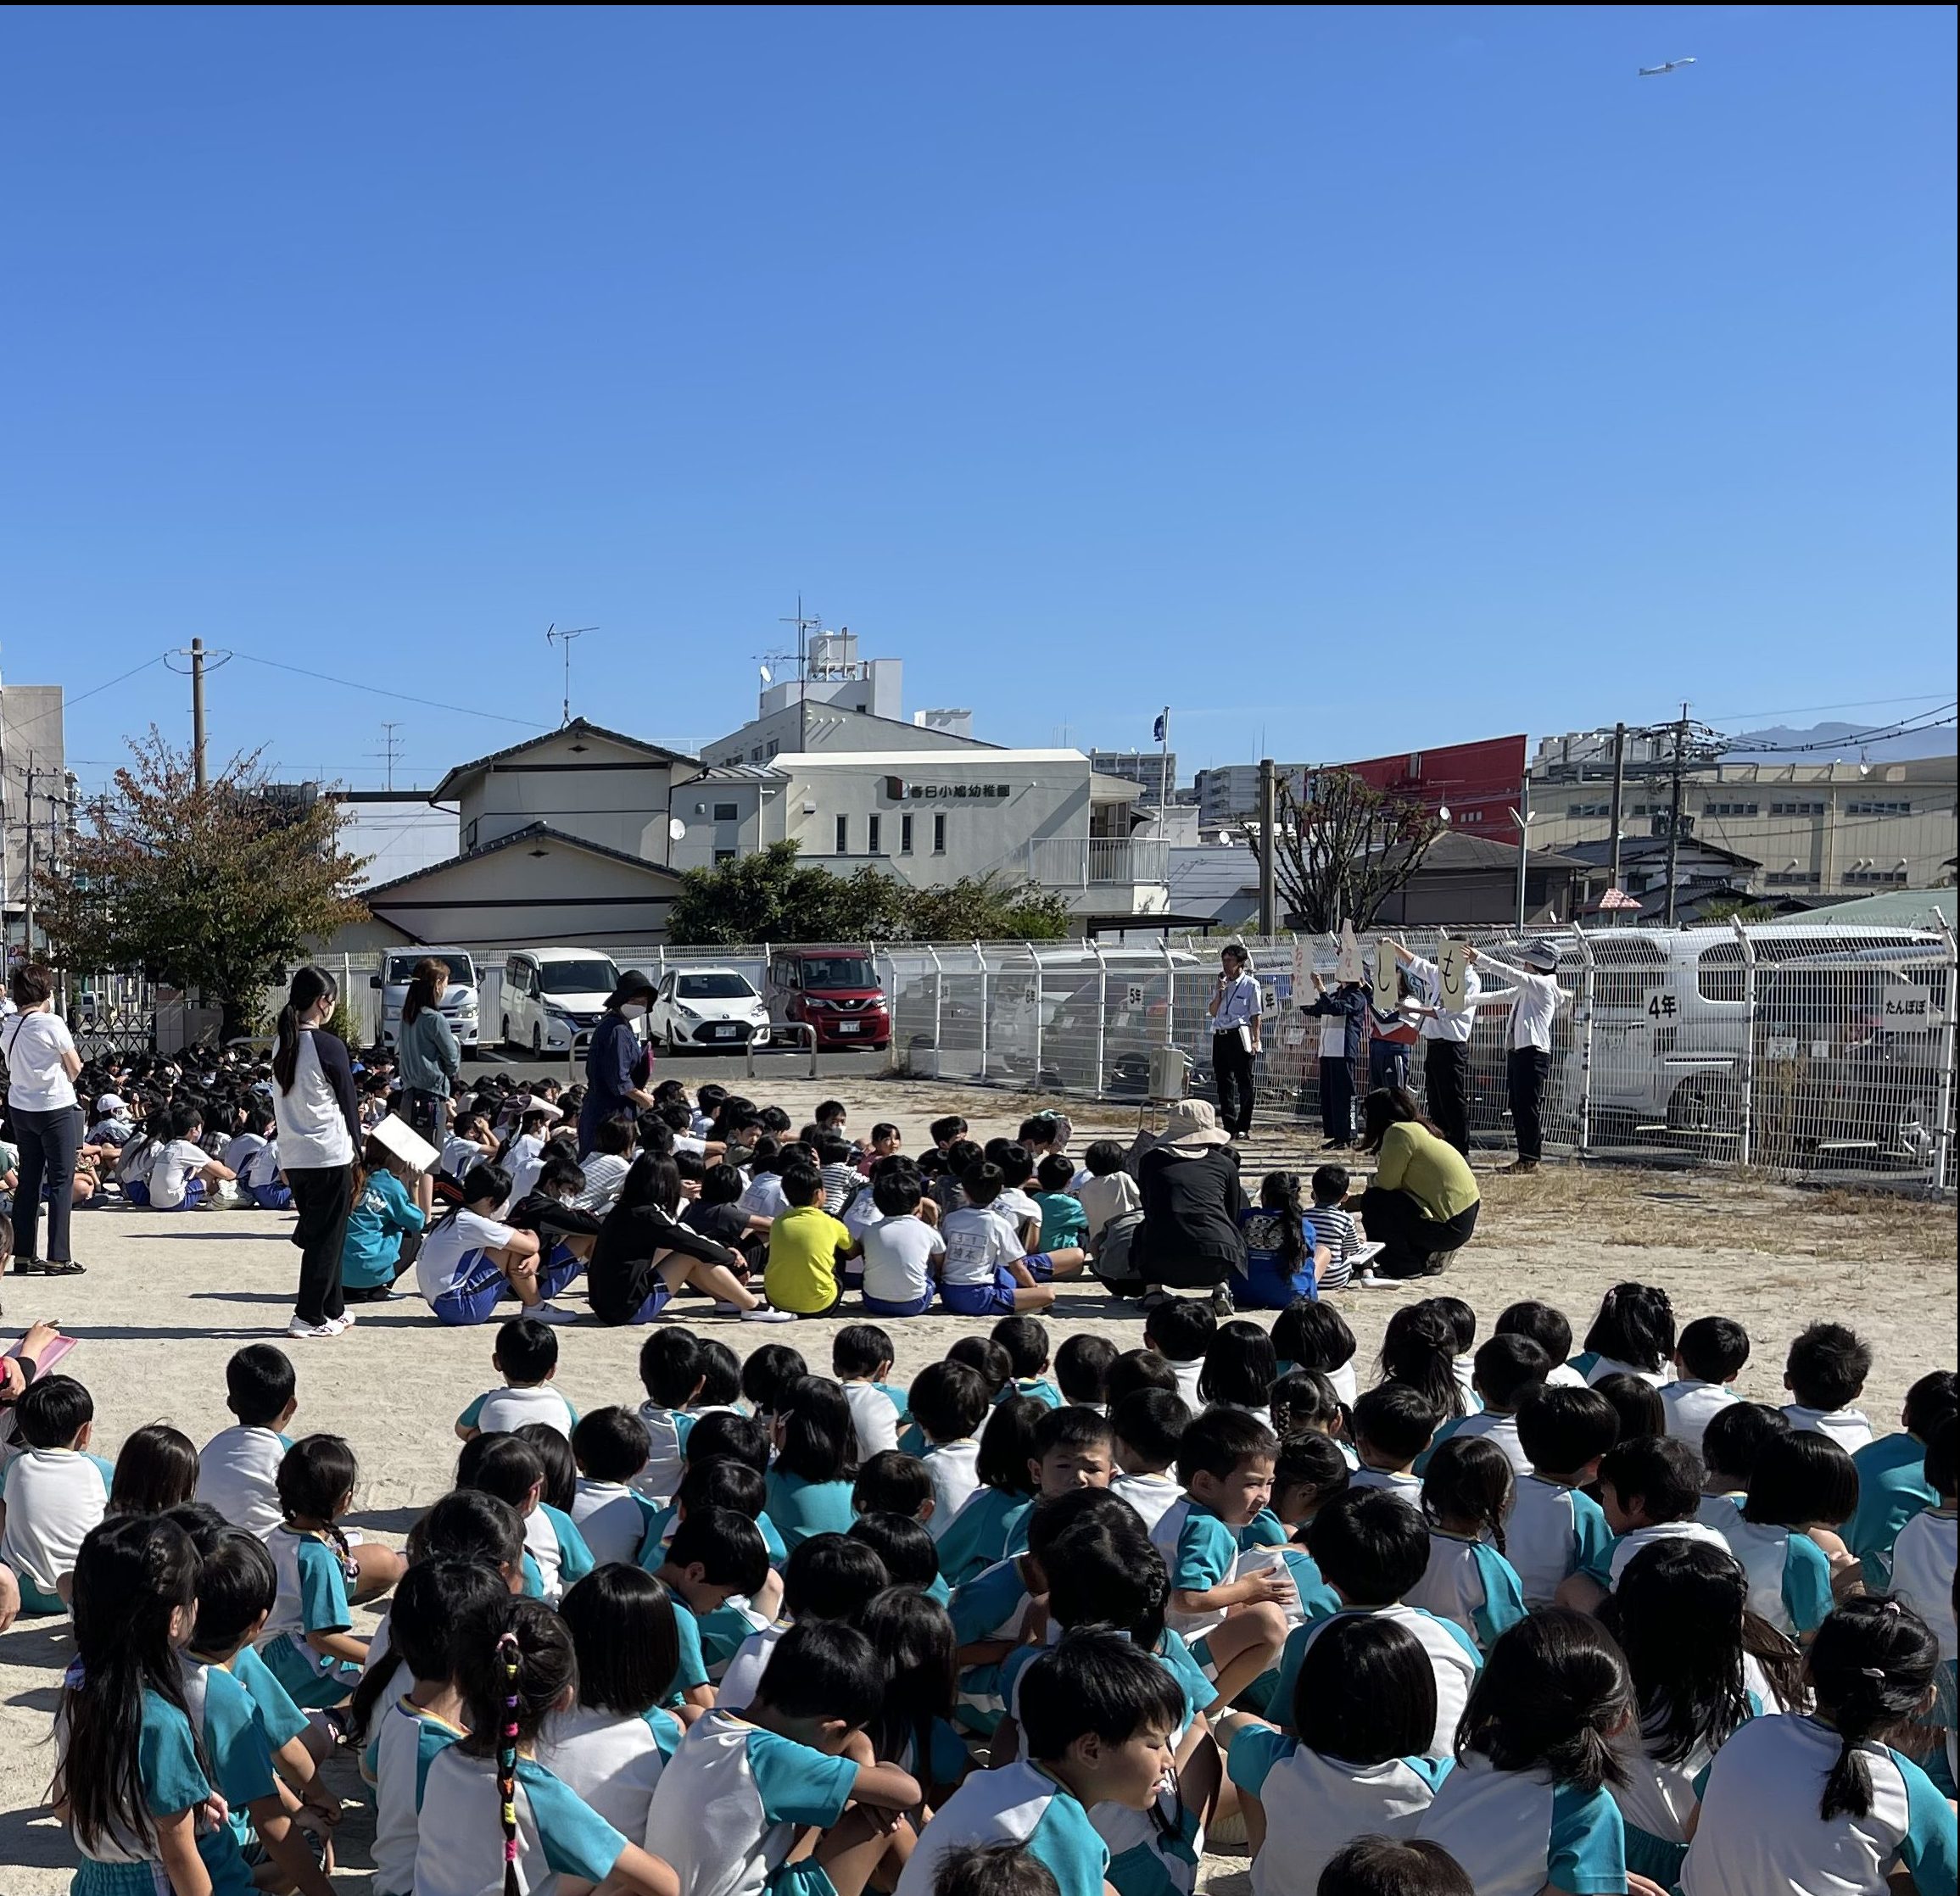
[1301,970,1370,1148]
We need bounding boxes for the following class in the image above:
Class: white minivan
[496,946,626,1056]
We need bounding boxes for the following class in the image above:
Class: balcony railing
[1024,835,1170,889]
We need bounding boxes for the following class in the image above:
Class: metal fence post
[1163,940,1179,1053]
[927,945,944,1070]
[1573,923,1596,1162]
[975,941,989,1083]
[1734,920,1757,1169]
[1091,939,1108,1103]
[1028,944,1044,1090]
[1935,920,1957,1191]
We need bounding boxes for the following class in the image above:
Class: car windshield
[799,956,876,990]
[678,973,757,1001]
[539,960,620,996]
[387,954,473,986]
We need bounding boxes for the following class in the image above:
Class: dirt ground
[1,1075,1953,1889]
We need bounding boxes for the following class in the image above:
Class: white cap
[95,1093,129,1116]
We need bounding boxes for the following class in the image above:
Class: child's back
[465,1384,577,1439]
[0,1440,112,1606]
[537,1700,682,1843]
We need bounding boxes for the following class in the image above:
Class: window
[1566,802,1611,818]
[1770,800,1826,817]
[712,802,739,822]
[835,814,849,854]
[714,849,737,866]
[1766,870,1822,887]
[1846,799,1912,816]
[1704,801,1759,817]
[933,812,947,853]
[868,814,882,856]
[768,740,779,756]
[901,812,914,854]
[1844,866,1908,884]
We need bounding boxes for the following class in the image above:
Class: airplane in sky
[1639,58,1697,75]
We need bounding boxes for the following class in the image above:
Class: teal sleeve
[139,1698,214,1818]
[1547,1782,1627,1894]
[88,1453,116,1494]
[199,1669,279,1810]
[1896,1750,1960,1896]
[295,1539,352,1636]
[1406,1755,1453,1791]
[636,1503,676,1570]
[1570,1352,1601,1381]
[1781,1533,1834,1637]
[522,1551,545,1598]
[667,1608,710,1697]
[519,1761,628,1882]
[544,1505,595,1586]
[1572,1493,1614,1585]
[758,1510,788,1568]
[1173,1515,1237,1592]
[998,1644,1036,1719]
[1237,1509,1287,1550]
[1470,1545,1528,1648]
[1159,1631,1220,1720]
[415,1717,459,1804]
[1416,1414,1466,1478]
[1026,1797,1111,1896]
[950,1562,1027,1644]
[457,1392,488,1429]
[232,1647,310,1749]
[360,1729,380,1786]
[645,1707,684,1759]
[1002,1499,1034,1562]
[748,1728,859,1826]
[1270,1625,1311,1733]
[1226,1725,1293,1796]
[876,1381,913,1423]
[897,1421,926,1456]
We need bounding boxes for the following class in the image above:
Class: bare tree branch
[1235,769,1444,931]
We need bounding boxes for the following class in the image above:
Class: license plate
[713,1023,738,1039]
[834,1020,861,1034]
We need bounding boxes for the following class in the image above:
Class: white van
[373,948,481,1050]
[495,946,626,1056]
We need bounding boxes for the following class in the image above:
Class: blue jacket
[1302,984,1369,1064]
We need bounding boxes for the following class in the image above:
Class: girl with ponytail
[1680,1594,1956,1896]
[270,966,361,1341]
[1416,1608,1639,1896]
[413,1593,677,1896]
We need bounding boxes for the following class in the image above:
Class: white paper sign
[1335,920,1366,985]
[1438,937,1469,1011]
[1371,940,1400,1011]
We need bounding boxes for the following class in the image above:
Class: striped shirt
[1305,1204,1360,1289]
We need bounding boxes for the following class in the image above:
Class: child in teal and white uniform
[1404,1436,1527,1652]
[1723,1430,1846,1640]
[0,1375,112,1613]
[1506,1387,1617,1608]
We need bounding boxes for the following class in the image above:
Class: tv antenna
[371,721,405,791]
[545,623,598,727]
[778,596,824,752]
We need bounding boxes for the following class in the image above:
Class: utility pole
[21,760,34,954]
[1257,756,1277,936]
[191,638,208,790]
[375,722,405,792]
[1663,705,1688,926]
[545,625,597,728]
[1606,720,1627,901]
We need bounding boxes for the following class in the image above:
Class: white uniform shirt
[1477,958,1572,1054]
[1349,1466,1425,1512]
[1167,1358,1204,1413]
[923,1439,981,1538]
[717,1622,786,1711]
[466,1386,577,1439]
[195,1425,291,1537]
[415,1746,626,1896]
[1431,1408,1531,1479]
[1783,1402,1876,1455]
[365,1698,464,1896]
[1660,1378,1738,1458]
[840,1381,902,1460]
[1416,1757,1628,1896]
[573,1152,632,1213]
[1112,1470,1183,1537]
[147,1140,212,1208]
[1890,1508,1958,1660]
[1606,1520,1734,1588]
[857,1217,944,1307]
[2,1009,77,1113]
[0,1447,112,1591]
[570,1479,654,1570]
[940,1205,1023,1285]
[221,1131,269,1177]
[416,1209,516,1304]
[736,1174,790,1219]
[537,1703,679,1844]
[1406,951,1481,1045]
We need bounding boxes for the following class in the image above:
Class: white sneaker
[532,1302,582,1325]
[740,1303,798,1323]
[327,1312,357,1333]
[1351,1272,1394,1290]
[287,1319,338,1340]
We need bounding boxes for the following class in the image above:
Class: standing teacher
[579,968,656,1155]
[271,966,360,1341]
[3,964,86,1277]
[1466,941,1572,1174]
[396,956,461,1217]
[1205,944,1262,1140]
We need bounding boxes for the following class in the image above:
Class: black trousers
[1358,1185,1479,1280]
[12,1103,80,1264]
[1425,1040,1471,1155]
[1318,1057,1356,1144]
[287,1164,353,1326]
[1212,1031,1256,1137]
[1507,1046,1551,1161]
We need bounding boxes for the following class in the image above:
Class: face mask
[621,1003,646,1020]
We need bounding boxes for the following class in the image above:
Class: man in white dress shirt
[1466,941,1571,1174]
[1205,943,1264,1138]
[1395,941,1481,1156]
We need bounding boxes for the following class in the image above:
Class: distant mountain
[1720,719,1955,763]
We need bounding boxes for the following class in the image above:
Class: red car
[764,945,891,1051]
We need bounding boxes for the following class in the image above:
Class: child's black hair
[1306,1488,1431,1603]
[1271,1298,1356,1376]
[455,1590,578,1874]
[107,1424,199,1516]
[1377,1302,1468,1420]
[349,1557,508,1744]
[694,1338,743,1409]
[1255,1170,1309,1269]
[1456,1607,1631,1794]
[1293,1611,1438,1765]
[697,1160,743,1206]
[225,1342,297,1426]
[684,1408,769,1475]
[1024,1488,1136,1564]
[1315,1840,1472,1896]
[1031,1404,1115,1469]
[929,1114,969,1148]
[1270,1368,1349,1444]
[740,1342,810,1418]
[180,1520,278,1654]
[408,1486,528,1573]
[1309,1163,1349,1207]
[1599,1435,1702,1524]
[1103,1348,1180,1406]
[908,1361,991,1443]
[773,1157,824,1206]
[456,1432,547,1513]
[1198,1320,1279,1411]
[1924,1416,1957,1499]
[975,1397,1047,1496]
[833,1323,895,1380]
[1421,1434,1514,1555]
[848,1511,941,1591]
[1352,1383,1440,1467]
[947,1336,1012,1397]
[276,1433,358,1563]
[1745,1429,1861,1528]
[1111,1388,1188,1470]
[1018,1630,1186,1760]
[1676,1314,1751,1385]
[667,1506,770,1595]
[515,1423,577,1513]
[572,1407,651,1486]
[1516,1386,1620,1478]
[456,1161,513,1211]
[1594,1372,1666,1446]
[1044,1514,1170,1648]
[495,1315,559,1385]
[1806,1595,1941,1821]
[854,1585,958,1782]
[639,1328,705,1410]
[675,1457,767,1522]
[773,1375,855,1484]
[559,1565,682,1717]
[1471,1335,1550,1413]
[853,1449,935,1518]
[1273,1432,1351,1520]
[15,1374,92,1449]
[1142,1297,1216,1363]
[1495,1298,1573,1368]
[1175,1406,1278,1486]
[1700,1400,1790,1488]
[1583,1282,1676,1375]
[1904,1370,1960,1442]
[1082,1140,1126,1177]
[1036,1152,1075,1194]
[755,1619,885,1727]
[872,1169,924,1217]
[1055,1334,1117,1407]
[1785,1322,1874,1412]
[783,1532,890,1620]
[1428,1295,1476,1356]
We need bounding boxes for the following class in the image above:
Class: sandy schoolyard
[1,1077,1953,1890]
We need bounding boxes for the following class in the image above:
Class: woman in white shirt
[3,965,86,1276]
[269,967,362,1341]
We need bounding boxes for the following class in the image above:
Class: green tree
[36,731,370,1036]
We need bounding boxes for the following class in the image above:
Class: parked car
[372,947,480,1049]
[493,947,624,1057]
[764,945,891,1051]
[648,967,773,1054]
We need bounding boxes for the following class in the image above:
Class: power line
[229,652,550,730]
[61,653,167,710]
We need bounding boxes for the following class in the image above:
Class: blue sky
[3,5,1953,796]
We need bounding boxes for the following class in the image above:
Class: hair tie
[1880,1600,1902,1615]
[61,1659,86,1691]
[1861,1666,1888,1681]
[495,1630,523,1892]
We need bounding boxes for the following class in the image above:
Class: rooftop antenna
[545,623,598,728]
[371,721,405,792]
[779,594,824,755]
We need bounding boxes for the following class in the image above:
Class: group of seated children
[15,1272,1959,1896]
